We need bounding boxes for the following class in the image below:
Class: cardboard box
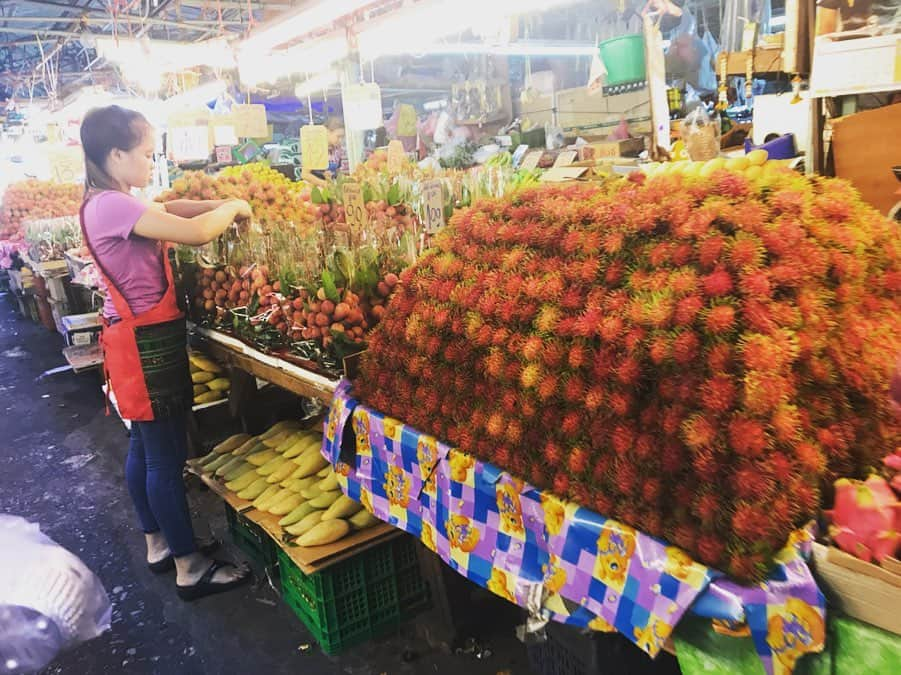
[578,138,645,161]
[811,543,901,636]
[831,102,901,215]
[61,312,102,347]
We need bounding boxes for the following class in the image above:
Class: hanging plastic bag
[682,105,721,160]
[698,8,720,93]
[0,516,111,673]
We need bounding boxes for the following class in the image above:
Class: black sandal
[148,537,222,574]
[176,559,251,602]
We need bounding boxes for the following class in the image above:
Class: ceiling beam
[0,16,246,29]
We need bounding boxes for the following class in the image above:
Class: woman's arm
[133,199,251,246]
[163,199,227,218]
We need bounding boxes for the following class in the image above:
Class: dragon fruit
[884,448,901,495]
[825,475,901,564]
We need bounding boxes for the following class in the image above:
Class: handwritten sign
[300,124,329,170]
[170,126,210,161]
[47,145,83,184]
[553,150,578,168]
[343,83,383,130]
[342,181,368,230]
[231,104,268,138]
[397,104,418,136]
[213,125,238,146]
[520,150,543,171]
[387,140,406,173]
[422,180,445,233]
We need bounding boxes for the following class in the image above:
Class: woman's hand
[225,199,253,222]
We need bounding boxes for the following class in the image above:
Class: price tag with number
[301,124,329,170]
[232,104,268,138]
[553,150,578,168]
[387,140,406,173]
[520,150,543,171]
[422,180,445,234]
[343,181,368,229]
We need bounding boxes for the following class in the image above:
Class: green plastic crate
[278,535,431,654]
[224,504,279,571]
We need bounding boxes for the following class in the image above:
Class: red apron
[79,199,191,422]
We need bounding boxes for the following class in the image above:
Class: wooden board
[724,48,785,75]
[812,542,901,636]
[192,325,338,404]
[189,465,398,574]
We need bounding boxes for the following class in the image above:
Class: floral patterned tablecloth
[323,380,827,675]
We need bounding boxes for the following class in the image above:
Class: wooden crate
[811,543,901,636]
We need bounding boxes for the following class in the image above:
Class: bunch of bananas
[485,152,513,168]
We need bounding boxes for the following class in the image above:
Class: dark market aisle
[0,294,535,675]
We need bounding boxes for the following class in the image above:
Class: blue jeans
[125,413,196,557]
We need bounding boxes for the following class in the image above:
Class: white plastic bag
[0,516,111,673]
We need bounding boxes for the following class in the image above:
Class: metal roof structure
[0,1,297,100]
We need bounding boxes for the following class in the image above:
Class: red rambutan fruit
[700,375,737,414]
[706,343,733,372]
[486,413,506,438]
[705,304,736,335]
[728,416,767,458]
[561,412,582,436]
[537,373,559,401]
[568,447,590,474]
[732,504,769,540]
[697,535,725,565]
[494,445,512,467]
[771,405,801,443]
[674,295,704,326]
[542,340,565,368]
[553,472,570,495]
[699,235,726,269]
[484,351,505,378]
[681,413,717,450]
[673,331,701,365]
[584,386,605,411]
[615,356,641,386]
[611,425,635,456]
[563,376,586,404]
[568,343,589,369]
[594,493,613,515]
[642,478,662,503]
[505,420,523,445]
[703,266,734,297]
[672,243,694,265]
[615,461,638,493]
[560,287,584,311]
[634,434,655,460]
[695,493,721,524]
[795,441,825,474]
[521,336,544,362]
[649,335,670,365]
[609,392,632,417]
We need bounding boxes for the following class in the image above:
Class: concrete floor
[0,293,536,675]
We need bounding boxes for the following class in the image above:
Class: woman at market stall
[79,105,252,601]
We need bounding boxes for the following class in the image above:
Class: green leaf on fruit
[362,183,374,203]
[311,187,324,204]
[321,269,341,303]
[387,183,401,206]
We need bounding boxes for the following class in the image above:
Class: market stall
[2,0,899,671]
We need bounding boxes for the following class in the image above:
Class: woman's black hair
[79,105,150,195]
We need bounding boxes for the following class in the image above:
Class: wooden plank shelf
[190,324,338,404]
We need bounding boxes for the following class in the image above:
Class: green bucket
[598,34,647,86]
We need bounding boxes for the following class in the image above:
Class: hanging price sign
[301,124,329,170]
[387,140,406,173]
[231,104,268,138]
[343,181,368,229]
[47,145,84,184]
[397,104,418,136]
[422,180,445,234]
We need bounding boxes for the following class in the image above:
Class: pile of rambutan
[353,168,901,581]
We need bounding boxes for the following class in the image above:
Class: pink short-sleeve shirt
[82,191,165,320]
